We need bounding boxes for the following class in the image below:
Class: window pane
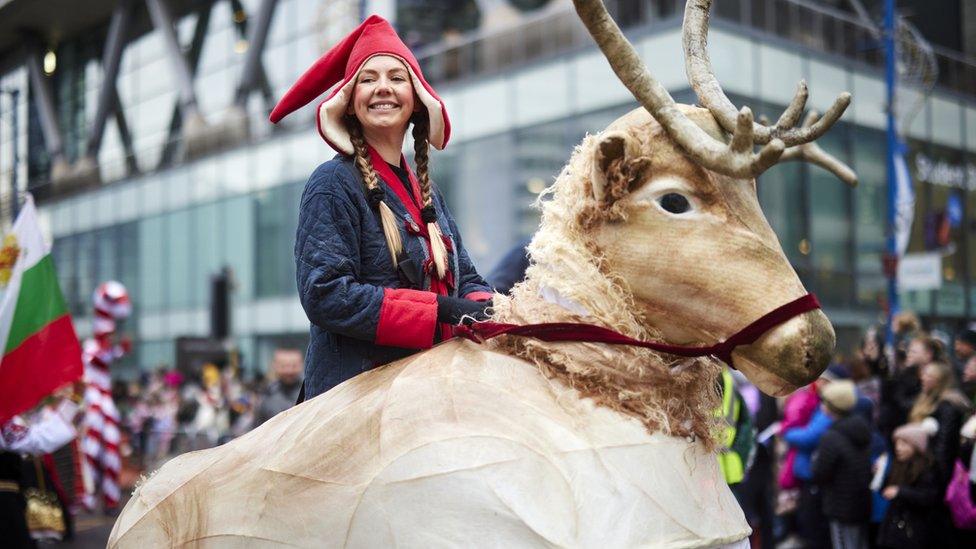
[51,235,78,316]
[139,339,175,372]
[192,202,222,306]
[758,162,806,264]
[453,133,515,270]
[139,216,166,311]
[94,226,118,288]
[118,222,139,306]
[167,210,192,308]
[75,232,95,315]
[852,126,886,308]
[809,125,852,306]
[516,119,571,239]
[223,195,255,300]
[255,183,301,297]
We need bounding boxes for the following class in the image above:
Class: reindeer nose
[799,309,834,378]
[730,309,835,397]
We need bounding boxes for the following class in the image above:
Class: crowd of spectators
[112,347,305,474]
[732,312,976,548]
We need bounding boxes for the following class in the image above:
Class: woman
[880,335,942,442]
[269,16,493,400]
[908,361,971,483]
[853,326,885,413]
[907,361,972,547]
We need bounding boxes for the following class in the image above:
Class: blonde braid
[413,114,448,279]
[348,119,402,266]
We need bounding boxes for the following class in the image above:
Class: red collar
[453,293,822,369]
[369,145,424,226]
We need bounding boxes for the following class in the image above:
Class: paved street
[55,512,115,548]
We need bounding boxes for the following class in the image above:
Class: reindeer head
[570,0,858,396]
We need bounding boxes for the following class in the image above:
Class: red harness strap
[452,293,821,369]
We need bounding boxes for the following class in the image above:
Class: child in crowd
[811,380,872,549]
[877,421,940,549]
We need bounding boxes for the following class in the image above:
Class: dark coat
[930,399,967,487]
[254,380,303,426]
[295,155,491,399]
[811,413,872,523]
[879,365,920,441]
[487,237,530,294]
[928,399,972,548]
[877,466,940,549]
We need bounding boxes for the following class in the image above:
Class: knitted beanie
[893,418,939,454]
[820,379,857,415]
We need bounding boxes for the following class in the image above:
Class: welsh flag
[0,194,82,424]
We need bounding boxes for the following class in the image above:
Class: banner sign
[897,252,942,291]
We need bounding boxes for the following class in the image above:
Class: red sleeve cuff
[463,291,493,302]
[375,288,438,349]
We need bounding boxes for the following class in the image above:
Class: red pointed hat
[269,15,450,155]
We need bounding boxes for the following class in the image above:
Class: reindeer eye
[658,193,691,214]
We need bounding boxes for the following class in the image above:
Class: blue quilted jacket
[295,155,491,399]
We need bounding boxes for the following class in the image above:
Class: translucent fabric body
[109,340,749,547]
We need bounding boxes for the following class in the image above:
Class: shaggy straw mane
[489,133,723,445]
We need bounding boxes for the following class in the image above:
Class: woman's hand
[882,486,899,500]
[436,295,492,325]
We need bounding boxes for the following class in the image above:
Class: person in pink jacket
[780,382,822,490]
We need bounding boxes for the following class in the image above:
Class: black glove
[436,295,492,325]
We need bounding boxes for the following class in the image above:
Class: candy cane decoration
[80,281,130,510]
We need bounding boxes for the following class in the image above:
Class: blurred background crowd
[117,346,303,471]
[2,0,976,546]
[723,312,976,548]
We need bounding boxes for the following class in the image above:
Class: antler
[683,0,851,147]
[571,0,785,178]
[776,112,858,186]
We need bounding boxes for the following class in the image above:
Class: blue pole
[884,0,899,345]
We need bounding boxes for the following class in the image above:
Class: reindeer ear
[591,131,647,204]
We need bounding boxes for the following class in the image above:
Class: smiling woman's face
[349,55,416,137]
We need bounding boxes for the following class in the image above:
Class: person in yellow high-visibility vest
[716,367,755,487]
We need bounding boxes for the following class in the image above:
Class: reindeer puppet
[109,1,856,546]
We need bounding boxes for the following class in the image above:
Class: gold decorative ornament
[25,458,65,540]
[0,233,20,287]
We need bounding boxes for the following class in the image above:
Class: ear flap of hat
[409,69,447,150]
[317,80,357,155]
[316,54,449,155]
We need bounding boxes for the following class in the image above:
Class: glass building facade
[2,0,976,376]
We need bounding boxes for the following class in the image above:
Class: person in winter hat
[782,378,837,548]
[272,16,492,400]
[877,419,940,549]
[811,380,872,549]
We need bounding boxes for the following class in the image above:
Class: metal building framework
[9,0,281,195]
